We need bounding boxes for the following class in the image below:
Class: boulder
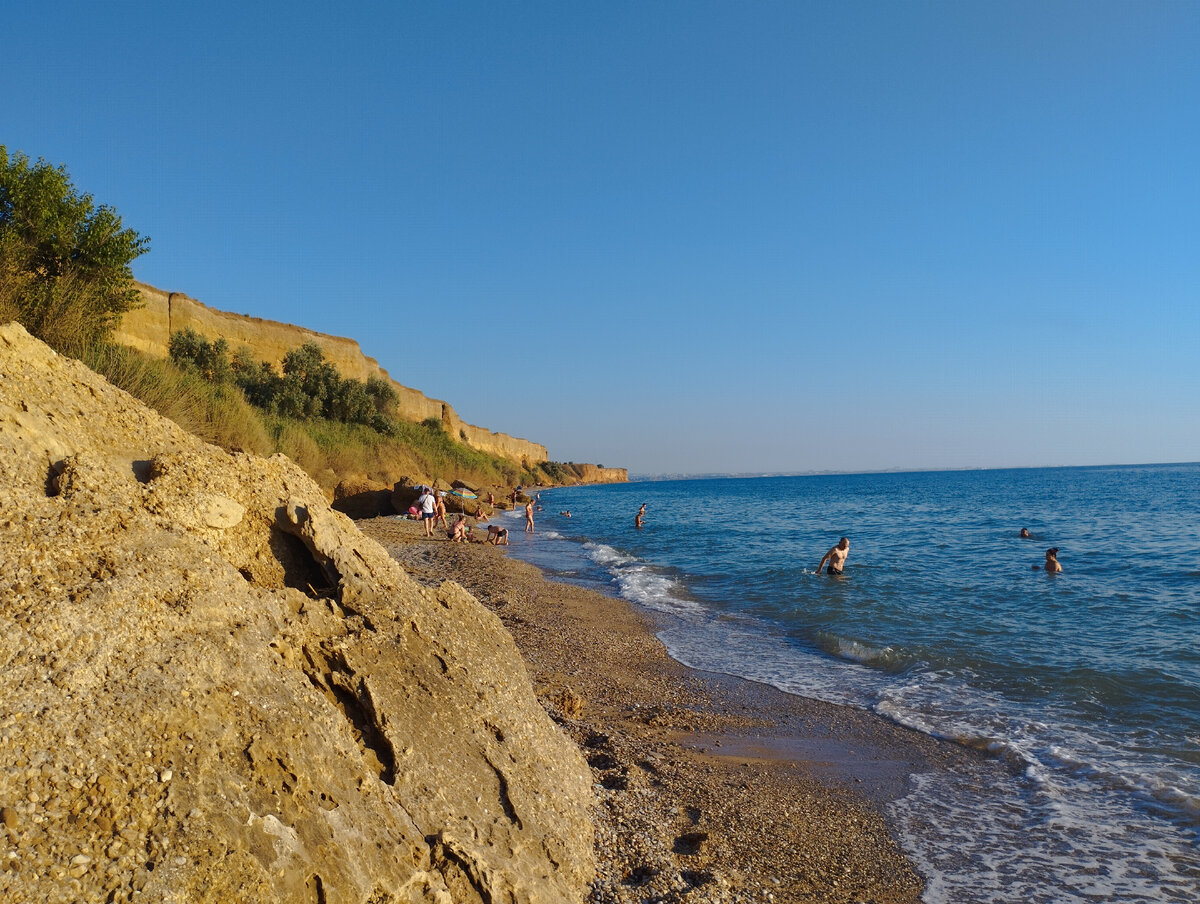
[332,475,394,520]
[0,323,593,904]
[391,481,423,516]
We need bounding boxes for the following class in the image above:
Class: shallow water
[504,464,1200,903]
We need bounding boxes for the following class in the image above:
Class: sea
[498,463,1200,903]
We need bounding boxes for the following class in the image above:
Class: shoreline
[360,516,986,903]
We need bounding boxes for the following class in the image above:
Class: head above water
[1046,548,1059,557]
[838,537,849,548]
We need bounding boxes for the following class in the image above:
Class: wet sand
[360,516,982,904]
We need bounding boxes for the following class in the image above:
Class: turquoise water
[503,464,1200,903]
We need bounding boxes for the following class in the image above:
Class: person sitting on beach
[817,537,850,576]
[1042,548,1062,573]
[416,488,437,537]
[486,524,509,546]
[1019,528,1031,538]
[474,505,490,522]
[447,516,468,542]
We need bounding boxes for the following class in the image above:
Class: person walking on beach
[525,499,535,533]
[635,503,646,528]
[817,537,850,576]
[417,487,437,537]
[434,492,448,529]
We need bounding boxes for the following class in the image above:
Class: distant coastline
[630,459,1200,482]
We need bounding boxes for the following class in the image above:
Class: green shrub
[0,147,148,352]
[168,327,232,383]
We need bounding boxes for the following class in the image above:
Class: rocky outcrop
[0,323,593,903]
[332,476,395,520]
[114,283,549,465]
[571,465,628,484]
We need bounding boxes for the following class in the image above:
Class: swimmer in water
[817,537,850,576]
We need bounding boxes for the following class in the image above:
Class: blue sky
[6,1,1199,475]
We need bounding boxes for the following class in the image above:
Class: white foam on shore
[656,612,1200,904]
[891,765,1200,904]
[581,541,702,614]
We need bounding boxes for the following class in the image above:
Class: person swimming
[817,537,850,575]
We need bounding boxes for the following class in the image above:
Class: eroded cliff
[115,284,550,466]
[0,323,594,903]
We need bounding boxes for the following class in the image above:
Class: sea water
[501,464,1200,903]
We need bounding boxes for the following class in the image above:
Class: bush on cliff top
[0,147,148,352]
[170,328,400,434]
[166,328,553,490]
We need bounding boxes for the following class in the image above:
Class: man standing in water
[1043,548,1062,573]
[524,499,535,533]
[635,502,646,528]
[817,537,850,576]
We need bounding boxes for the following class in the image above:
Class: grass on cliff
[77,342,545,492]
[80,342,274,455]
[265,416,534,489]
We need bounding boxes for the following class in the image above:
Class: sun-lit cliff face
[115,283,550,465]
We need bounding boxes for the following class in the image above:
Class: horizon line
[623,460,1200,483]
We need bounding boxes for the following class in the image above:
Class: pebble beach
[360,515,982,904]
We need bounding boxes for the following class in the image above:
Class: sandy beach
[360,516,984,904]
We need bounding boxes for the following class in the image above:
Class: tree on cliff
[0,146,149,351]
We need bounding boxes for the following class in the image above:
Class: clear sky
[6,1,1199,476]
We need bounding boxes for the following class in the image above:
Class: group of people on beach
[415,487,445,537]
[414,487,509,545]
